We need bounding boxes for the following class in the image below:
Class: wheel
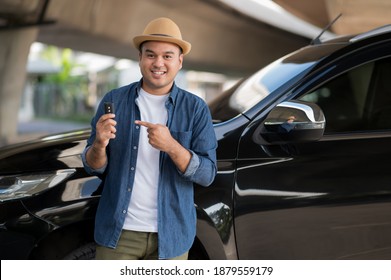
[63,242,96,260]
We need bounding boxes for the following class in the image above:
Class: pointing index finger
[135,120,154,128]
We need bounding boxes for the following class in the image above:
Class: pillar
[0,27,38,145]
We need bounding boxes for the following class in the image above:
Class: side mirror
[257,100,325,144]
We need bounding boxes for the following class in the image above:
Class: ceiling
[1,0,390,76]
[275,0,391,35]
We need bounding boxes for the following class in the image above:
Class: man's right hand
[86,113,116,170]
[95,113,117,148]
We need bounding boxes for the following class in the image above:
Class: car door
[234,42,391,259]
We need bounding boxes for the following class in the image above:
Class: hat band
[149,33,175,38]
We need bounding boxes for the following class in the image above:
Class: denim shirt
[82,80,217,259]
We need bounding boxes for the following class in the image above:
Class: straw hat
[133,17,192,55]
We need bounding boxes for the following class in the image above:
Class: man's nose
[153,56,164,67]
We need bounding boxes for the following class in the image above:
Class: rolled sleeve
[181,150,200,178]
[81,146,107,175]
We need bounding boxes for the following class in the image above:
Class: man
[82,17,217,260]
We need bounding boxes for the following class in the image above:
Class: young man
[82,17,217,260]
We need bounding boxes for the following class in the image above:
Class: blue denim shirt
[82,80,217,259]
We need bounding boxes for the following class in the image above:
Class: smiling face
[139,41,183,95]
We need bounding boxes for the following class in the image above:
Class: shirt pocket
[171,131,192,149]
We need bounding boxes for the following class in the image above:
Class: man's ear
[179,54,183,69]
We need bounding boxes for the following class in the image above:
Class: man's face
[139,41,183,95]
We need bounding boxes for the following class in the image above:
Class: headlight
[0,169,75,202]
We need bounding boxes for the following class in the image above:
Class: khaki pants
[95,230,188,260]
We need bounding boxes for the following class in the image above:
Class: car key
[104,102,115,114]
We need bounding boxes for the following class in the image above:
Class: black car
[2,24,391,260]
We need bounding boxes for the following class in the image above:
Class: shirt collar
[137,78,178,106]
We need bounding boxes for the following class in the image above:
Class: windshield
[208,57,316,123]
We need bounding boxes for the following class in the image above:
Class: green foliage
[34,45,91,120]
[41,46,86,84]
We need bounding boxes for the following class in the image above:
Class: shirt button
[122,210,126,214]
[131,167,135,171]
[136,125,140,129]
[127,188,131,192]
[133,146,137,150]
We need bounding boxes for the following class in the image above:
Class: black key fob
[104,102,114,114]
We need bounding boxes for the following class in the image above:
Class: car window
[209,59,316,123]
[300,57,391,133]
[364,57,391,130]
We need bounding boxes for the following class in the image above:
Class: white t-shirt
[123,88,168,232]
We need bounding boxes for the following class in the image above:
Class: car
[2,24,391,260]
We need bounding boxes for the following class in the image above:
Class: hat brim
[133,35,191,55]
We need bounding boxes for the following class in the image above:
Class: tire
[63,242,96,260]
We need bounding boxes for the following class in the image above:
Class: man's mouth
[152,70,166,75]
